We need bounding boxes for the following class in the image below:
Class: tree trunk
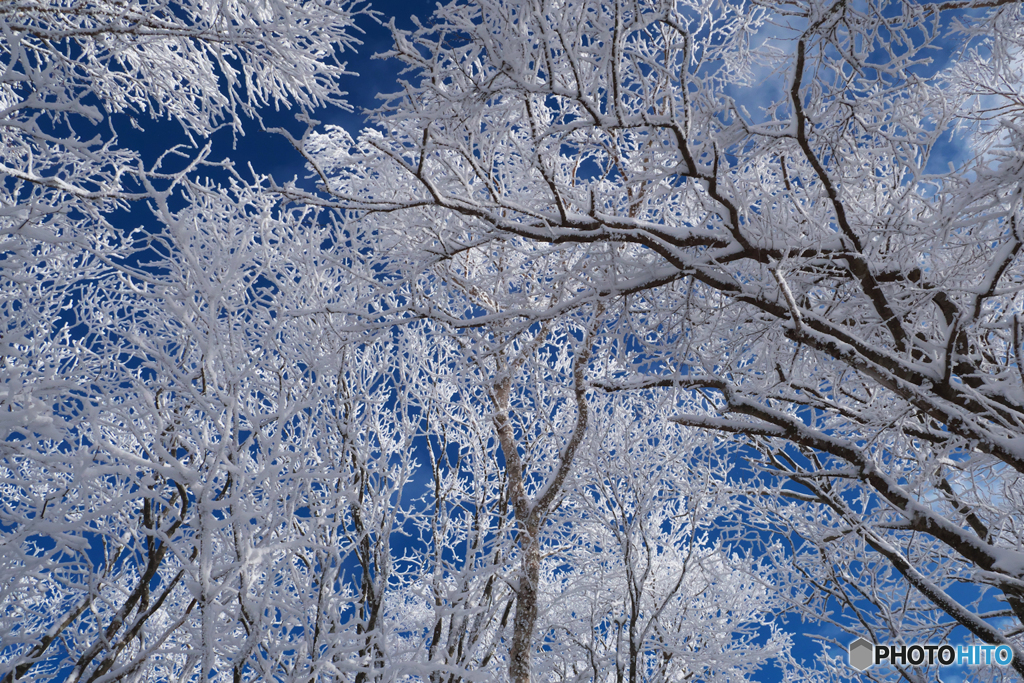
[509,527,540,683]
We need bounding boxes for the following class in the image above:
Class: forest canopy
[1,0,1023,682]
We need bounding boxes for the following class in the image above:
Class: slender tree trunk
[491,314,597,683]
[509,526,541,683]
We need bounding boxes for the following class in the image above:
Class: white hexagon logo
[849,638,874,671]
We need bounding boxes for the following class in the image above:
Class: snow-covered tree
[18,0,1024,680]
[0,2,368,680]
[3,2,789,679]
[298,0,1024,678]
[0,0,364,437]
[368,314,797,683]
[537,393,793,683]
[287,178,802,681]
